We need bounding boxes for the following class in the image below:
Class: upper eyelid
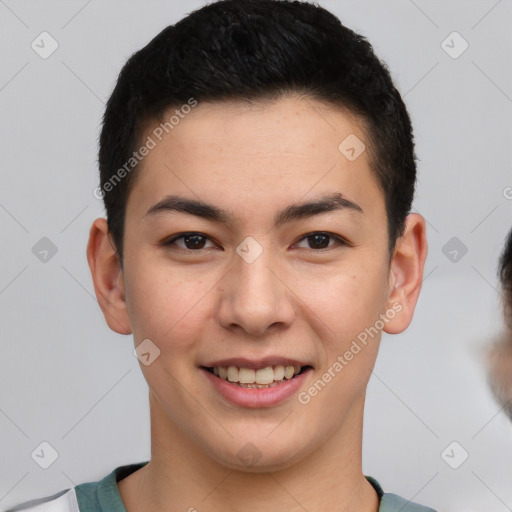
[164,232,217,245]
[295,232,348,248]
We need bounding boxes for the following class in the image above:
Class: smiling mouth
[203,364,312,388]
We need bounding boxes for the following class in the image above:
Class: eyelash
[161,231,348,252]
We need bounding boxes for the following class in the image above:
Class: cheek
[297,267,387,419]
[296,261,388,343]
[125,263,212,348]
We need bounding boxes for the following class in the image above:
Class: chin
[207,435,313,473]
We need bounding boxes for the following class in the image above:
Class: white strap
[6,489,79,512]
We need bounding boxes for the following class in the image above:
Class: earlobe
[383,213,428,335]
[86,218,132,335]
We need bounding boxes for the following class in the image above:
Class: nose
[216,245,296,337]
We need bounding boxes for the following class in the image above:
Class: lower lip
[201,367,312,408]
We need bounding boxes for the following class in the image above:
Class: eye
[295,232,347,250]
[161,231,348,252]
[162,232,217,251]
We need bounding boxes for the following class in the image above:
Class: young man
[8,0,434,510]
[487,228,512,420]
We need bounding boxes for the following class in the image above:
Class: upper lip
[202,357,311,370]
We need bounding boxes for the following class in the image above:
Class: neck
[118,391,379,512]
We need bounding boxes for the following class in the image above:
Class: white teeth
[227,366,239,382]
[273,365,285,380]
[255,367,274,385]
[239,368,256,384]
[211,364,304,385]
[284,366,295,379]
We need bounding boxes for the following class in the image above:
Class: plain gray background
[1,1,511,510]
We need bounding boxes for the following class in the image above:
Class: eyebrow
[144,192,363,228]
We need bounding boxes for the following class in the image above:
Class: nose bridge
[217,237,294,336]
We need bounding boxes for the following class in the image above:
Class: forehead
[126,96,383,226]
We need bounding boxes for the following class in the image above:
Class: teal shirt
[7,461,437,511]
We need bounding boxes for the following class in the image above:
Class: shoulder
[4,477,105,512]
[4,469,107,512]
[380,492,437,511]
[366,476,437,512]
[4,488,79,512]
[5,462,148,512]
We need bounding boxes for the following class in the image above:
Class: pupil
[310,234,329,249]
[185,234,205,249]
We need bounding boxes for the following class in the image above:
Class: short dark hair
[499,228,512,328]
[486,228,512,419]
[98,0,417,267]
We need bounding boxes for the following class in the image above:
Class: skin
[487,332,512,419]
[87,95,427,512]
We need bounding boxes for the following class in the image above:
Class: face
[96,96,415,471]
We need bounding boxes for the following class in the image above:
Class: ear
[86,217,132,335]
[383,213,428,334]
